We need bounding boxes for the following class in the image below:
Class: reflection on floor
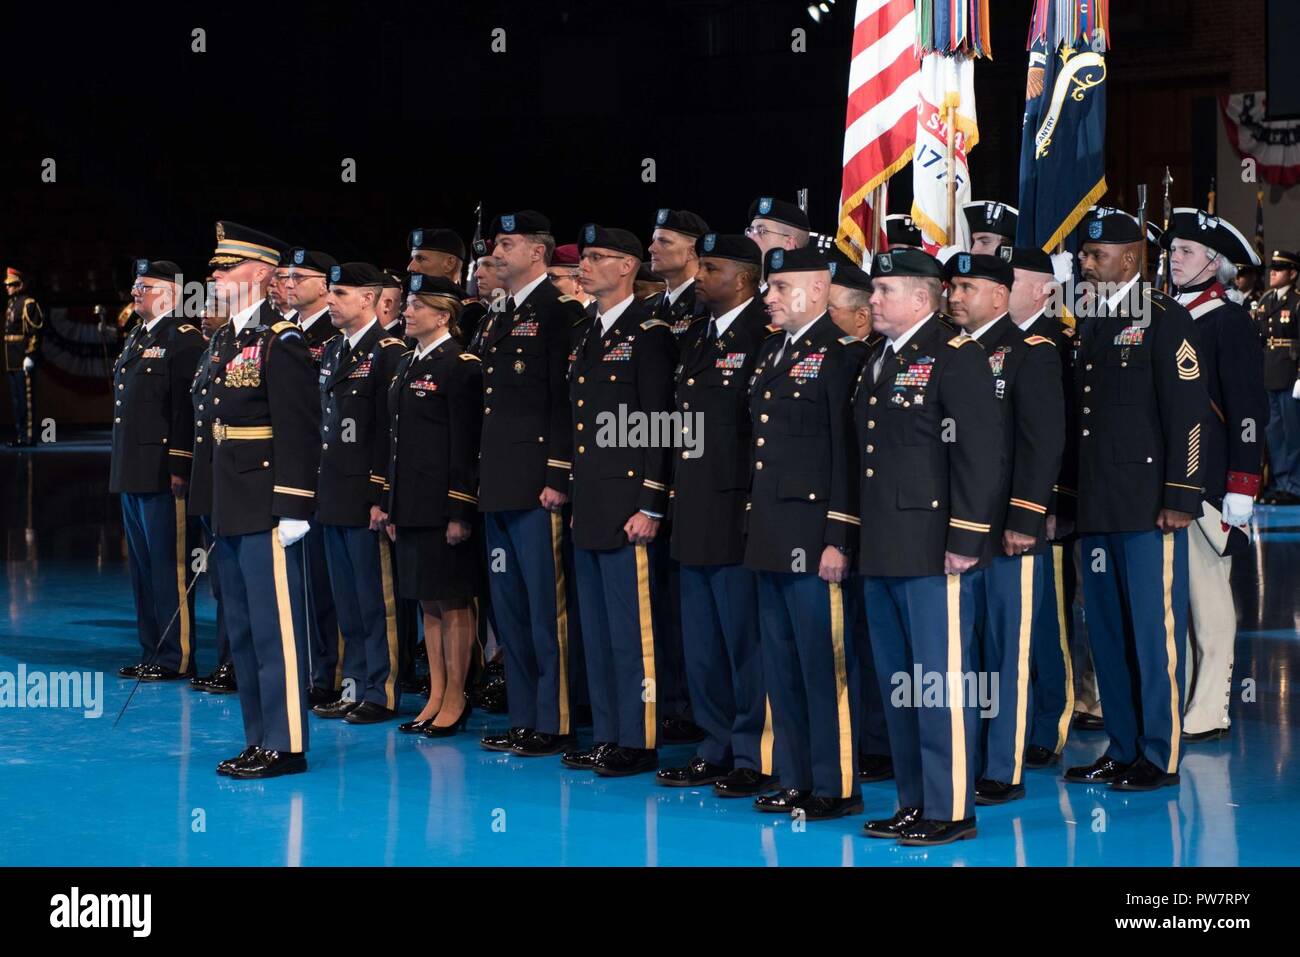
[2,436,1297,866]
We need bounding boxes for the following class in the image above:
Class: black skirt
[393,524,481,601]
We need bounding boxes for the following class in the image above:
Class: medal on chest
[225,343,264,388]
[788,349,824,383]
[1114,325,1145,346]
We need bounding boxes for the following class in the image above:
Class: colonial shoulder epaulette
[271,320,297,334]
[1024,334,1052,346]
[177,324,199,334]
[379,337,405,347]
[947,334,974,348]
[459,353,481,362]
[641,318,670,331]
[839,335,860,345]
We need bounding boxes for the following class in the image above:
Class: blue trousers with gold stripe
[213,530,309,753]
[199,518,230,667]
[976,553,1047,786]
[1029,542,1074,753]
[756,572,859,800]
[303,523,341,691]
[1080,529,1188,772]
[323,525,401,710]
[486,508,578,736]
[121,492,197,673]
[6,369,34,443]
[851,577,890,758]
[864,572,980,822]
[679,562,771,771]
[574,542,660,750]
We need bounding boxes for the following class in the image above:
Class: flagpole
[946,102,957,245]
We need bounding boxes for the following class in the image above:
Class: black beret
[489,210,552,238]
[963,201,1019,239]
[407,227,466,260]
[381,270,403,290]
[748,196,810,231]
[695,232,761,265]
[828,256,872,292]
[134,259,183,281]
[654,208,710,238]
[210,220,289,268]
[943,251,1014,288]
[579,223,643,259]
[406,273,464,300]
[1269,249,1300,270]
[1160,208,1260,266]
[636,262,661,283]
[1004,246,1054,276]
[285,248,338,275]
[1080,207,1143,244]
[327,262,387,286]
[871,247,942,279]
[884,214,923,248]
[763,245,828,277]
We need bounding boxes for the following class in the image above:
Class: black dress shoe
[137,664,194,681]
[1182,727,1230,743]
[593,746,659,777]
[422,697,472,738]
[473,675,508,713]
[656,756,731,787]
[800,795,864,820]
[512,731,576,757]
[753,788,811,813]
[857,754,894,782]
[312,697,358,719]
[307,686,340,707]
[561,742,615,769]
[216,746,261,776]
[398,717,434,734]
[118,663,145,679]
[659,716,706,745]
[197,662,236,694]
[344,701,399,724]
[898,817,978,846]
[229,749,307,779]
[975,778,1026,805]
[1072,711,1105,731]
[713,767,772,798]
[1110,755,1179,791]
[1064,755,1130,784]
[481,727,532,752]
[1023,745,1060,768]
[863,806,923,838]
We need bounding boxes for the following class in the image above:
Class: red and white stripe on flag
[836,0,921,264]
[909,52,979,252]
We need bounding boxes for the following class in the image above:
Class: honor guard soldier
[1254,249,1300,504]
[1161,210,1268,740]
[746,245,862,821]
[284,248,344,703]
[111,260,206,680]
[944,252,1065,806]
[563,223,677,777]
[1005,247,1079,768]
[206,221,321,779]
[470,210,587,758]
[962,201,1019,255]
[310,263,408,724]
[655,233,774,795]
[884,215,924,251]
[1064,208,1209,791]
[1232,262,1263,311]
[745,197,811,255]
[3,267,44,447]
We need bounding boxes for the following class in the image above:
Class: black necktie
[504,296,517,316]
[707,317,719,343]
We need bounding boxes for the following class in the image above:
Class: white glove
[22,357,34,372]
[1291,379,1300,401]
[277,518,310,548]
[1051,251,1074,284]
[1221,492,1253,528]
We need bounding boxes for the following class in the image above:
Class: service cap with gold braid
[208,221,289,268]
[1269,249,1299,271]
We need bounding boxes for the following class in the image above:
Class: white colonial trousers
[1183,518,1237,734]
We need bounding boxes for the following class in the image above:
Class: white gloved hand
[1051,251,1075,284]
[1291,379,1300,401]
[277,518,311,547]
[1221,492,1253,528]
[22,357,34,372]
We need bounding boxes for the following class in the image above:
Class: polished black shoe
[1110,755,1179,791]
[512,731,576,757]
[713,767,772,798]
[118,663,146,679]
[593,746,659,777]
[1182,727,1230,743]
[863,806,922,838]
[898,817,977,846]
[1072,711,1105,732]
[307,686,340,707]
[561,742,614,769]
[656,756,731,787]
[229,749,307,779]
[481,727,532,752]
[474,679,508,714]
[753,788,811,813]
[975,778,1026,805]
[197,662,236,694]
[399,717,435,734]
[216,746,261,776]
[422,697,472,738]
[1023,744,1060,769]
[659,716,706,745]
[857,754,894,782]
[1064,755,1130,784]
[137,664,194,681]
[344,701,399,724]
[799,795,864,821]
[312,697,358,719]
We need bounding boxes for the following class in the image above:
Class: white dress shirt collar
[712,298,753,337]
[597,294,636,336]
[231,299,265,335]
[347,317,378,351]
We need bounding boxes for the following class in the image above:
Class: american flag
[836,0,921,265]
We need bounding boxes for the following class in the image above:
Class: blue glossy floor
[2,434,1298,866]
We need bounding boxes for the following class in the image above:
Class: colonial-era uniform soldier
[1254,250,1300,504]
[655,233,773,796]
[943,253,1065,806]
[856,248,1002,846]
[745,245,862,821]
[3,267,44,447]
[962,201,1019,255]
[1161,210,1268,740]
[883,214,923,250]
[563,224,676,778]
[206,220,321,779]
[310,263,408,724]
[1065,208,1209,791]
[110,260,206,680]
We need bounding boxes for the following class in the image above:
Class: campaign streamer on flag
[836,0,921,265]
[909,52,978,252]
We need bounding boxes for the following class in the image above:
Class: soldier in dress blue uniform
[111,259,206,681]
[562,224,677,777]
[309,263,408,724]
[1161,210,1268,741]
[3,267,43,447]
[407,226,475,348]
[962,201,1019,255]
[1254,249,1300,505]
[745,197,811,255]
[745,245,862,821]
[655,233,774,795]
[1063,208,1210,791]
[943,253,1064,806]
[206,221,321,779]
